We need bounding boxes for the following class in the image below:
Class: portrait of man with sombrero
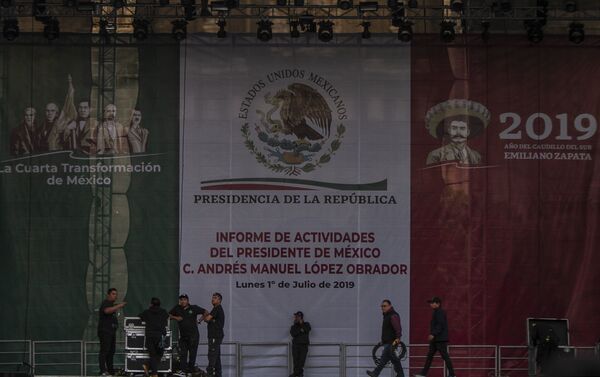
[425,99,491,166]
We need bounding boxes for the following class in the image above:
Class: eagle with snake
[264,83,332,141]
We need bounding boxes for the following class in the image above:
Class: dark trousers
[146,335,164,374]
[373,343,404,377]
[207,337,223,377]
[292,343,309,376]
[420,341,455,376]
[179,332,200,372]
[98,330,116,374]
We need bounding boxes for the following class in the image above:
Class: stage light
[358,1,378,12]
[133,18,149,40]
[440,21,455,43]
[257,19,273,42]
[43,18,59,40]
[525,20,543,43]
[481,20,490,42]
[3,19,19,41]
[34,0,49,22]
[299,12,316,32]
[289,19,300,38]
[317,20,333,42]
[450,0,462,12]
[216,18,226,38]
[397,19,412,42]
[210,0,228,11]
[564,1,576,12]
[338,0,352,10]
[568,22,584,44]
[361,21,371,39]
[0,0,14,8]
[172,19,187,40]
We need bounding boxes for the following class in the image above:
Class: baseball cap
[179,294,189,299]
[427,296,442,304]
[294,311,304,318]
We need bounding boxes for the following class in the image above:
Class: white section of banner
[180,36,410,377]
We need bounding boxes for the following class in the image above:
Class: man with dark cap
[169,294,208,374]
[139,297,170,377]
[415,296,456,377]
[203,292,225,377]
[289,311,311,377]
[366,299,404,377]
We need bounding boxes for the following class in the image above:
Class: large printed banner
[179,38,411,364]
[410,37,600,347]
[1,34,600,377]
[0,37,180,350]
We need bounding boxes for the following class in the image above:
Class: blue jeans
[373,343,404,377]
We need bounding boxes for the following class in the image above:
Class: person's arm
[192,305,207,321]
[391,314,402,342]
[302,322,311,333]
[290,324,301,337]
[169,306,183,321]
[430,310,443,337]
[103,302,126,314]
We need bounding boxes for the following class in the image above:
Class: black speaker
[527,318,569,346]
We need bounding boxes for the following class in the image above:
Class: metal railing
[0,340,596,376]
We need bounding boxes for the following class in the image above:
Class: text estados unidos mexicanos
[182,262,407,275]
[194,194,397,205]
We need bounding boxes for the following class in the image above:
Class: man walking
[289,311,311,377]
[98,288,126,376]
[139,297,169,377]
[169,294,207,374]
[203,293,225,377]
[366,299,404,377]
[415,297,456,377]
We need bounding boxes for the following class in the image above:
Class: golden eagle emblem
[243,80,346,176]
[265,83,332,141]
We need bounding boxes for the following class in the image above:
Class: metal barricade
[499,345,529,377]
[32,340,84,376]
[447,344,497,377]
[344,343,413,377]
[21,340,600,376]
[83,340,127,376]
[0,340,31,374]
[302,343,343,377]
[239,342,288,377]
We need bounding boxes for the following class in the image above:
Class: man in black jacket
[366,299,404,377]
[139,297,170,377]
[169,294,208,373]
[415,296,456,377]
[97,288,126,376]
[289,311,311,377]
[203,292,225,377]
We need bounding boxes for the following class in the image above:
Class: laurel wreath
[242,123,346,176]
